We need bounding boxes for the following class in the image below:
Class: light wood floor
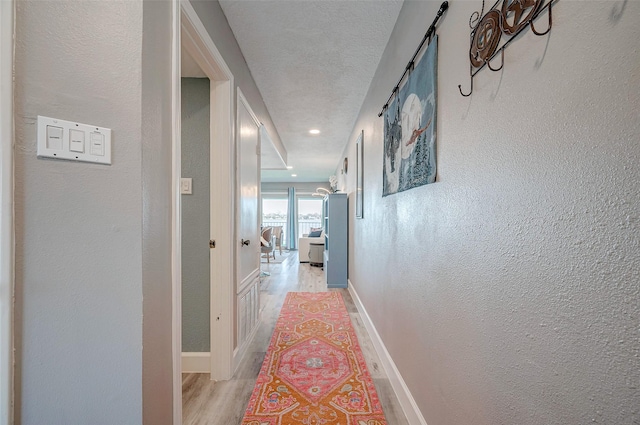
[182,251,409,425]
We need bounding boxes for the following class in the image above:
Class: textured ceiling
[219,0,403,183]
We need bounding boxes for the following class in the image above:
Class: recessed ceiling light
[291,174,297,177]
[286,166,293,169]
[309,129,320,135]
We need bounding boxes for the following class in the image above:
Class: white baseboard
[348,280,428,425]
[182,352,211,373]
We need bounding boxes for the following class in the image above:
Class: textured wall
[341,1,640,424]
[14,1,144,423]
[181,78,211,352]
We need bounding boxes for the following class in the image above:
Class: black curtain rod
[378,1,449,117]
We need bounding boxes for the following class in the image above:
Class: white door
[235,91,260,358]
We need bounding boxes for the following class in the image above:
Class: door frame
[172,1,236,419]
[0,0,14,423]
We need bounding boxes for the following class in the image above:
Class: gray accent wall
[181,78,211,352]
[340,2,640,424]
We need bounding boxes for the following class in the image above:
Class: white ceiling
[219,0,403,183]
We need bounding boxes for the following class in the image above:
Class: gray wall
[181,78,211,352]
[15,1,173,424]
[340,1,640,424]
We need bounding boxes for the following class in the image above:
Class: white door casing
[178,0,236,390]
[171,0,182,423]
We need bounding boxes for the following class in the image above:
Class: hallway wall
[14,1,174,424]
[340,1,640,424]
[14,2,145,423]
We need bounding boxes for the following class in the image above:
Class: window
[262,197,288,247]
[297,198,323,236]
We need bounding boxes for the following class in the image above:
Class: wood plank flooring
[182,251,409,425]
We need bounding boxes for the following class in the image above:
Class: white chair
[272,226,283,254]
[261,227,275,262]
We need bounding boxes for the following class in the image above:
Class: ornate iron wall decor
[459,0,554,97]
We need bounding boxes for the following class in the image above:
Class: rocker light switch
[90,132,105,156]
[69,129,85,153]
[46,125,63,150]
[37,116,112,165]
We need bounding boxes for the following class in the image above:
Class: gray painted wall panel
[340,1,640,424]
[15,1,144,423]
[181,78,211,352]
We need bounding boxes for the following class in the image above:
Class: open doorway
[174,3,236,421]
[180,51,212,373]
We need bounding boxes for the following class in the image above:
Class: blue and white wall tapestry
[383,36,437,197]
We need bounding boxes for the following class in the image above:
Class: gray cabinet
[323,193,347,288]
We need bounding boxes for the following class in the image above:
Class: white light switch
[90,132,105,156]
[46,125,63,150]
[181,178,193,194]
[37,116,112,165]
[69,129,85,153]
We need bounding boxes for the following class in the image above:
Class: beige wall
[340,1,640,424]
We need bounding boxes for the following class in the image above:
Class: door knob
[241,239,250,246]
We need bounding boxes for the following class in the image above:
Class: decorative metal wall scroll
[458,0,554,97]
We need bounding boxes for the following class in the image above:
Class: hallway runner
[241,291,387,425]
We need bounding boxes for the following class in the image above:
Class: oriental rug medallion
[241,291,387,425]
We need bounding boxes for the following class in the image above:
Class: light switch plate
[37,115,112,165]
[181,178,193,194]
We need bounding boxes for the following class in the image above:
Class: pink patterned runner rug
[241,291,387,425]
